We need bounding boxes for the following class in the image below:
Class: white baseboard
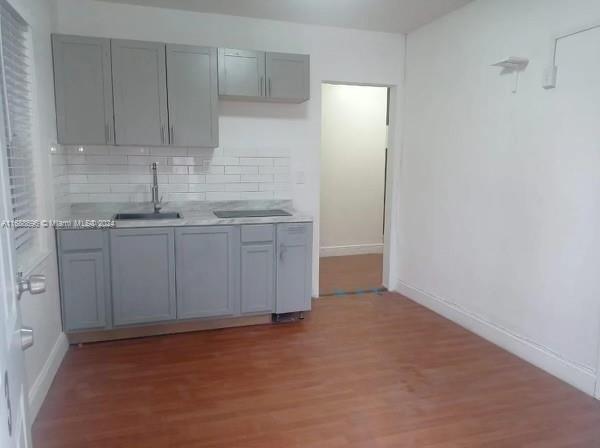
[394,280,597,396]
[320,243,383,257]
[28,332,68,420]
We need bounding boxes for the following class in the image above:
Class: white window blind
[0,0,36,259]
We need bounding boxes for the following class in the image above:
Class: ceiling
[97,0,474,34]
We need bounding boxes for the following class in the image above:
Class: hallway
[319,254,384,296]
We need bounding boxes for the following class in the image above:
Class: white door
[0,75,32,447]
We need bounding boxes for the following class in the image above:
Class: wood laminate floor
[33,293,600,447]
[319,254,383,296]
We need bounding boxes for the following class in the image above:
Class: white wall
[55,0,406,294]
[320,84,388,257]
[6,0,68,420]
[398,0,600,395]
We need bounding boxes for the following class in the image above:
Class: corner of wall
[394,280,597,396]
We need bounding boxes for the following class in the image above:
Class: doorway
[319,83,389,296]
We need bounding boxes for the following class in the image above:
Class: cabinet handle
[20,327,34,351]
[279,243,286,261]
[170,125,174,145]
[268,78,272,96]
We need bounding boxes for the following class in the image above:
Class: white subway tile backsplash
[69,184,110,194]
[54,145,292,204]
[113,147,150,156]
[150,147,187,156]
[187,175,207,183]
[110,184,151,193]
[241,192,274,200]
[241,174,274,183]
[274,174,291,183]
[210,156,239,166]
[168,175,191,184]
[259,166,289,175]
[239,157,274,166]
[189,183,225,193]
[86,155,129,165]
[160,184,189,193]
[225,183,259,192]
[206,174,240,184]
[167,192,206,201]
[206,192,242,201]
[225,166,258,175]
[68,175,88,183]
[259,183,291,192]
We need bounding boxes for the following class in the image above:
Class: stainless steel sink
[213,209,292,218]
[114,212,182,220]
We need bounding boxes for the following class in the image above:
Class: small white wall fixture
[492,57,530,93]
[544,22,600,89]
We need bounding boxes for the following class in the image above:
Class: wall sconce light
[492,57,530,94]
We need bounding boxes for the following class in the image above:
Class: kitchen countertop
[57,200,312,229]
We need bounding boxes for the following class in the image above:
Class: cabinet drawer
[59,230,105,252]
[241,224,274,243]
[276,223,310,246]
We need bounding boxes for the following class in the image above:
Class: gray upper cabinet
[218,49,309,103]
[218,48,265,98]
[276,223,313,314]
[110,228,176,326]
[266,52,310,103]
[111,39,168,146]
[167,44,218,147]
[175,226,240,319]
[52,35,114,145]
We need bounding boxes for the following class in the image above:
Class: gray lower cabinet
[58,222,313,335]
[111,39,169,146]
[240,224,275,314]
[57,230,110,331]
[52,35,114,145]
[276,223,313,313]
[110,228,176,326]
[175,226,240,319]
[266,52,310,103]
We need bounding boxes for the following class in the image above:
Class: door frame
[0,20,32,445]
[316,81,402,295]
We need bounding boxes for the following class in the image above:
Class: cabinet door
[266,52,310,103]
[52,35,114,145]
[175,226,240,319]
[110,228,176,326]
[241,244,275,314]
[167,44,218,147]
[111,39,168,146]
[276,223,313,313]
[218,48,265,98]
[60,251,108,331]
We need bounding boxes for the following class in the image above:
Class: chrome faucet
[151,162,162,213]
